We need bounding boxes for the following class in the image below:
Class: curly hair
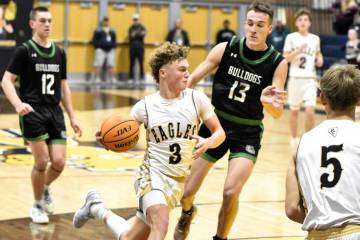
[149,42,189,83]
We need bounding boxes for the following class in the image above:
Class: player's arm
[261,59,288,119]
[1,71,34,116]
[61,80,82,137]
[187,42,226,88]
[285,155,306,224]
[315,37,323,67]
[282,36,306,63]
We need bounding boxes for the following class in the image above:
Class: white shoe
[42,188,54,214]
[30,204,49,224]
[73,190,103,228]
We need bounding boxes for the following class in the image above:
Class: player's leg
[303,79,317,132]
[94,49,105,83]
[106,49,116,83]
[46,143,66,185]
[287,77,303,151]
[29,140,51,223]
[216,157,254,239]
[145,202,170,240]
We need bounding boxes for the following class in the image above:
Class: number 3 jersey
[131,88,214,178]
[6,39,67,105]
[296,120,360,230]
[283,32,320,78]
[212,37,283,121]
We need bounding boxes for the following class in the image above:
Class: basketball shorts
[198,116,263,163]
[134,164,184,224]
[94,48,115,68]
[307,224,360,240]
[287,77,317,110]
[20,104,67,144]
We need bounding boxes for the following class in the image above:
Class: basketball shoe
[174,205,197,240]
[43,187,54,214]
[30,204,49,224]
[73,190,103,228]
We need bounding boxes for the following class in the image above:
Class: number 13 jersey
[131,89,214,178]
[284,32,320,78]
[296,120,360,230]
[212,37,283,121]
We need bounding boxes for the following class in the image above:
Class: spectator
[0,6,13,40]
[332,0,359,35]
[166,18,190,46]
[216,19,236,45]
[92,17,117,84]
[345,28,360,68]
[269,20,289,52]
[128,13,146,82]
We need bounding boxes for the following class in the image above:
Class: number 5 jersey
[296,120,360,230]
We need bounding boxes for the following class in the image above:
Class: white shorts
[287,77,317,111]
[134,164,185,224]
[94,48,115,67]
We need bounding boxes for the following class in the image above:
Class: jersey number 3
[228,81,250,102]
[320,144,343,189]
[169,143,181,164]
[41,74,55,95]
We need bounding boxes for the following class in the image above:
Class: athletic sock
[90,203,108,220]
[105,213,129,239]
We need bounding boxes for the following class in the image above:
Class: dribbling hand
[95,130,109,150]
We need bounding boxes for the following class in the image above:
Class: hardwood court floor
[0,83,326,240]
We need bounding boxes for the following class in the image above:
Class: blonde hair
[149,42,189,83]
[320,64,360,111]
[294,8,311,21]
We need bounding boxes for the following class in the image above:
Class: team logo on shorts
[245,145,255,155]
[60,131,67,139]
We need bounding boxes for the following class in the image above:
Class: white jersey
[131,88,214,178]
[284,32,320,78]
[296,120,360,230]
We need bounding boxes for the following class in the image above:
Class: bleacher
[319,34,348,74]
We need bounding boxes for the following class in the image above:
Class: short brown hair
[30,6,49,20]
[320,64,360,111]
[247,1,273,22]
[149,42,189,83]
[294,8,311,21]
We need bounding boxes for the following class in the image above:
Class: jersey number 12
[41,74,55,95]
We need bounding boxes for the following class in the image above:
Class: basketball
[99,115,140,152]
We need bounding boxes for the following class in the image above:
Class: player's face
[164,59,190,91]
[295,15,311,33]
[245,10,272,48]
[30,11,52,38]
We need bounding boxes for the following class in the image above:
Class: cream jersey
[284,32,320,78]
[296,120,360,230]
[131,88,214,178]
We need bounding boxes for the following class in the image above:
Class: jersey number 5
[228,81,250,102]
[41,74,55,95]
[169,143,181,164]
[320,144,343,189]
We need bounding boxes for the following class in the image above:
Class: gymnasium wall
[32,0,334,78]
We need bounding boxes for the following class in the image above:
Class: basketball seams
[101,119,135,138]
[103,129,140,143]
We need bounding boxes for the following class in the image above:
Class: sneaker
[174,205,197,240]
[30,204,49,224]
[73,190,103,228]
[43,188,54,214]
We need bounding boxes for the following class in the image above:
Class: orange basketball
[99,115,140,152]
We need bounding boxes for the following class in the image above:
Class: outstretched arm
[187,42,227,88]
[261,59,288,119]
[285,156,306,224]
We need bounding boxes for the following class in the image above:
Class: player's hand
[190,134,211,160]
[15,102,34,116]
[260,85,286,108]
[299,43,307,53]
[70,118,82,137]
[95,130,109,150]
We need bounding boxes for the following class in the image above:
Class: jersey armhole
[191,90,201,126]
[143,96,149,129]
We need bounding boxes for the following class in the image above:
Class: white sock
[105,213,129,240]
[90,203,108,220]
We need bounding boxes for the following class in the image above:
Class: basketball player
[1,7,82,224]
[283,8,323,152]
[285,64,360,239]
[72,42,226,240]
[174,2,288,240]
